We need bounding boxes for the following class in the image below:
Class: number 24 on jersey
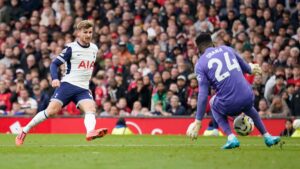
[208,52,241,82]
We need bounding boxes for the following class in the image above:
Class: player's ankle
[263,132,271,138]
[228,134,236,140]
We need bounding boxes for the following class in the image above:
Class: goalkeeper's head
[195,32,214,55]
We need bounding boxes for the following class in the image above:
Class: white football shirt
[56,41,98,90]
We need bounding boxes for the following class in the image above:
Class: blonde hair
[76,20,94,30]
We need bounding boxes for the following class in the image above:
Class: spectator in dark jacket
[167,95,186,116]
[127,78,151,109]
[10,0,24,21]
[0,0,12,23]
[291,83,300,117]
[32,84,49,112]
[280,119,295,137]
[176,75,188,108]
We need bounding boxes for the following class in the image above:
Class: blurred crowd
[0,0,300,118]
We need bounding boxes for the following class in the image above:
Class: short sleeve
[56,46,72,63]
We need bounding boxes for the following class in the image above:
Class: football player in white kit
[16,20,107,146]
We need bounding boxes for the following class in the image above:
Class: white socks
[228,134,236,140]
[23,110,49,133]
[22,111,96,134]
[22,111,97,134]
[84,112,96,133]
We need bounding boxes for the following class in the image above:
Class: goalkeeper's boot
[15,131,27,146]
[264,136,280,147]
[222,137,240,149]
[86,128,108,141]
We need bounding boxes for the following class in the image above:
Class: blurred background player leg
[244,107,280,147]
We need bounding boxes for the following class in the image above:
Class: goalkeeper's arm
[224,46,252,74]
[195,82,209,121]
[234,51,252,74]
[186,82,209,139]
[233,49,261,75]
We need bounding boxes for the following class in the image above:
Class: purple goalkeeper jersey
[195,45,254,114]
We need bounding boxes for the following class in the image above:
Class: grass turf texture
[0,135,299,169]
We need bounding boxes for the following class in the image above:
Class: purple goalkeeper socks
[212,110,232,135]
[244,107,267,135]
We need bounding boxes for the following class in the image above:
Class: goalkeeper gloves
[186,119,202,140]
[249,63,262,75]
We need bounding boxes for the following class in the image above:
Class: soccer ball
[233,115,254,136]
[293,119,300,129]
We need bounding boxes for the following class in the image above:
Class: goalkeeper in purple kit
[186,33,280,149]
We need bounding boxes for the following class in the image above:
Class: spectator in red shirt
[62,102,81,116]
[187,74,198,105]
[287,65,300,86]
[0,80,12,112]
[271,74,287,98]
[208,5,220,29]
[93,74,108,109]
[127,70,141,92]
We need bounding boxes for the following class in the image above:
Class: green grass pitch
[0,134,299,169]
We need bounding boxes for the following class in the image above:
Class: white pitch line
[1,144,300,147]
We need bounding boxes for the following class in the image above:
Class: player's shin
[84,112,96,133]
[244,107,267,135]
[212,111,232,135]
[23,110,49,133]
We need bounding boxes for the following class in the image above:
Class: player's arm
[50,47,72,87]
[195,83,209,120]
[186,82,209,140]
[231,48,261,75]
[186,66,209,140]
[232,50,252,74]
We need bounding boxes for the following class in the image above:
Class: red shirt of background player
[0,92,12,111]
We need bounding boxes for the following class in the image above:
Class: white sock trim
[228,134,236,140]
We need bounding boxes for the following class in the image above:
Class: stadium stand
[0,0,299,118]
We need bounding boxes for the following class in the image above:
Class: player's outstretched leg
[244,107,280,147]
[15,101,62,146]
[212,109,240,149]
[78,100,108,141]
[84,112,108,141]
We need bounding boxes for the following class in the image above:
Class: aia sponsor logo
[78,60,95,69]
